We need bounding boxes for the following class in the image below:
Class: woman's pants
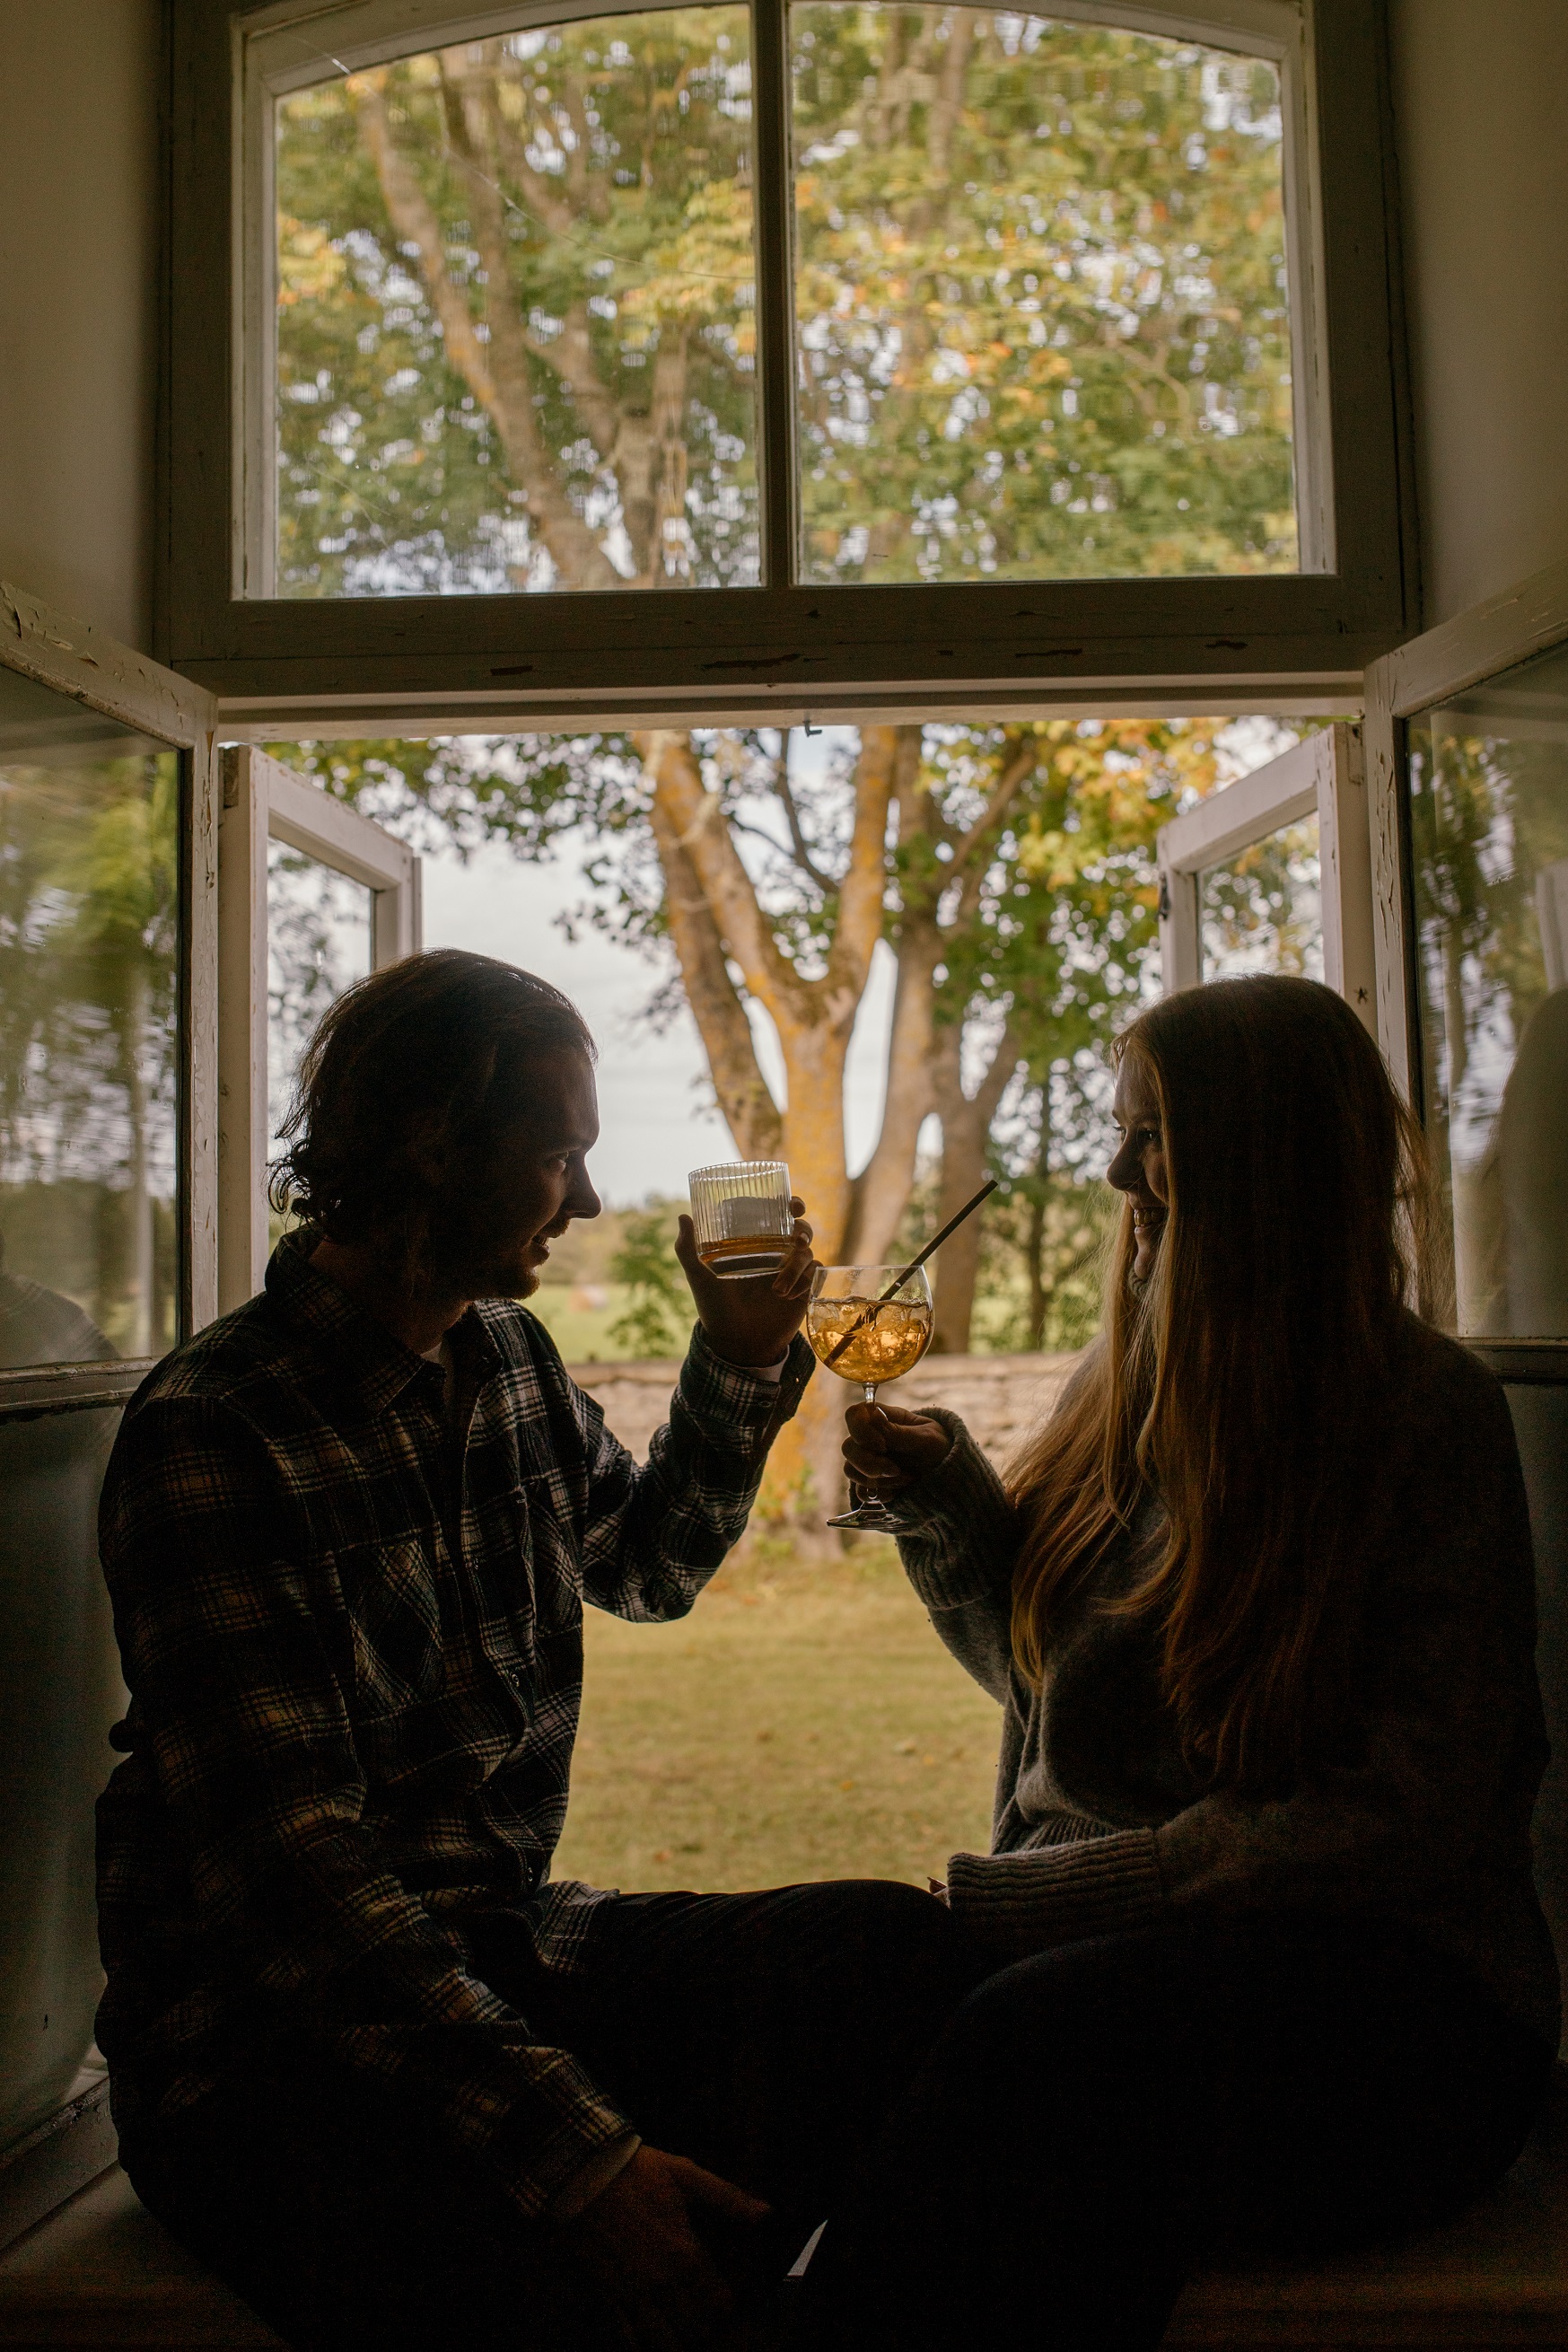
[800,1913,1551,2350]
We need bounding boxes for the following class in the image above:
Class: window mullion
[751,0,797,588]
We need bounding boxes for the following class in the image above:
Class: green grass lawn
[553,1539,1002,1894]
[527,1281,644,1362]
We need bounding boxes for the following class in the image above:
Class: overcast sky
[420,836,906,1206]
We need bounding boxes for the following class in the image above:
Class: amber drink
[688,1161,794,1279]
[805,1264,934,1533]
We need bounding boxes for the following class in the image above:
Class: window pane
[792,6,1296,584]
[275,10,758,596]
[0,673,180,1364]
[267,845,373,1168]
[1200,813,1321,981]
[1410,642,1568,1339]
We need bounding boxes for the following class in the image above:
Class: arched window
[167,0,1406,729]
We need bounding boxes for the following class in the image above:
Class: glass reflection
[792,5,1296,584]
[1410,639,1568,1338]
[274,9,758,597]
[0,1400,124,2145]
[1201,813,1322,982]
[267,845,373,1167]
[0,670,179,1363]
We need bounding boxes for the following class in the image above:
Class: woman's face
[1108,1058,1169,1281]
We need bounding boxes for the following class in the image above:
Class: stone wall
[565,1350,1082,1470]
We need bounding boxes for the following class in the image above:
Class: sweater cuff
[880,1413,1022,1604]
[946,1829,1166,1962]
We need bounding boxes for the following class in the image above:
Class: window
[0,596,214,2156]
[1156,720,1372,1022]
[217,748,421,1311]
[167,0,1406,723]
[0,668,181,1367]
[1406,641,1568,1341]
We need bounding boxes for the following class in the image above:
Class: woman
[813,976,1557,2348]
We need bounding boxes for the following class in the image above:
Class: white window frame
[165,0,1411,732]
[217,747,423,1312]
[1156,719,1375,1033]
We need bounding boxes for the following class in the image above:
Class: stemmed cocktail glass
[805,1264,934,1533]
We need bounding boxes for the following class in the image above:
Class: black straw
[821,1176,1000,1371]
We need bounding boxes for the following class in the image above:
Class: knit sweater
[883,1313,1561,2050]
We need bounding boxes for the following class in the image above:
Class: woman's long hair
[1008,977,1432,1796]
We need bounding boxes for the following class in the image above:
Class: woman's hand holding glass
[842,1401,954,1496]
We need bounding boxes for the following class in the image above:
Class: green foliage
[1406,659,1568,1326]
[0,751,180,1352]
[608,1206,690,1354]
[908,715,1229,1070]
[793,7,1296,581]
[275,12,757,593]
[272,4,1297,592]
[894,1154,1117,1352]
[1199,816,1322,979]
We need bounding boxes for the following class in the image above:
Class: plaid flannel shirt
[96,1235,813,2220]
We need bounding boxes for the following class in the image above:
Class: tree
[793,7,1295,583]
[274,9,1294,592]
[282,713,1233,1501]
[269,4,1297,1506]
[0,756,180,1354]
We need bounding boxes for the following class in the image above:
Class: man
[96,951,968,2351]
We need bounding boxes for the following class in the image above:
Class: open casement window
[1155,720,1373,1026]
[0,583,217,2182]
[1364,554,1568,1372]
[217,749,422,1312]
[166,0,1412,730]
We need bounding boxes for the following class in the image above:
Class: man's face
[430,1046,602,1301]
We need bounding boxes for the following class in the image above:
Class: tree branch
[636,729,807,1027]
[351,71,621,591]
[823,724,900,1018]
[351,75,497,410]
[775,758,837,893]
[646,793,783,1159]
[949,739,1042,875]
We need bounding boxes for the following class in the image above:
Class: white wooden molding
[1317,721,1375,1034]
[1362,691,1412,1100]
[187,733,222,1331]
[1369,553,1568,723]
[1,579,216,748]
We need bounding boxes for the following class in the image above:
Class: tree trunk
[929,1020,1021,1354]
[844,726,935,1263]
[645,789,783,1160]
[844,928,938,1263]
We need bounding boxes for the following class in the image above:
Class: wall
[569,1353,1081,1473]
[0,2,162,652]
[1388,0,1568,625]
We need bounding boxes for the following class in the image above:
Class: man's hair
[270,950,595,1247]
